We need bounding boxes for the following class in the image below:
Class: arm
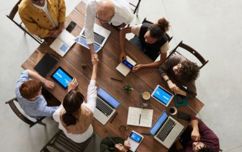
[58,0,66,24]
[185,81,197,98]
[18,9,50,38]
[119,27,132,61]
[26,69,55,89]
[190,118,200,141]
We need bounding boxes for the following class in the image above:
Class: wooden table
[22,2,204,151]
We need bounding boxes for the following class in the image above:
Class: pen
[138,114,141,124]
[110,77,123,82]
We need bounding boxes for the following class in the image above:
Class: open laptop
[151,85,174,107]
[94,88,120,125]
[150,111,184,149]
[75,24,111,53]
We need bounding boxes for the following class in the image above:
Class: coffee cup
[169,106,178,116]
[142,91,151,101]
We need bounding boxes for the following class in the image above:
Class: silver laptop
[94,88,120,125]
[75,24,111,53]
[150,111,184,149]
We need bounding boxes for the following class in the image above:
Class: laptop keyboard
[96,97,113,116]
[157,118,176,141]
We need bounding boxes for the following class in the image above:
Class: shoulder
[18,0,32,12]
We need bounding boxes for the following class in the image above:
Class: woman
[53,58,98,143]
[119,17,170,71]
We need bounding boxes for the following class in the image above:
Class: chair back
[126,0,141,15]
[5,98,45,128]
[6,0,43,44]
[41,130,94,152]
[168,41,208,69]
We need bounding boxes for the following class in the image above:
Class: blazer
[18,0,66,38]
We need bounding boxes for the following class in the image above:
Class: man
[100,136,131,152]
[18,0,66,38]
[15,69,58,118]
[119,18,170,71]
[84,0,134,59]
[174,118,220,152]
[159,54,200,98]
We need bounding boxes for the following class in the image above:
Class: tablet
[122,59,134,69]
[151,85,174,107]
[127,131,144,152]
[51,67,73,89]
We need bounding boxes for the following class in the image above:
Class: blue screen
[52,68,73,89]
[122,60,133,69]
[130,132,142,143]
[153,86,173,105]
[97,88,120,108]
[150,112,168,135]
[75,36,101,53]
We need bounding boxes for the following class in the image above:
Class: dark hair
[20,80,42,100]
[62,90,84,126]
[198,147,215,152]
[179,60,200,83]
[149,18,169,39]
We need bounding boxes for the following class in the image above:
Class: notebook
[50,29,75,57]
[127,107,153,128]
[116,56,136,76]
[34,53,58,77]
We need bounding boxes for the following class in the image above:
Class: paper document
[116,56,136,76]
[127,107,153,128]
[50,29,75,57]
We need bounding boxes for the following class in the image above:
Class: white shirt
[33,0,58,28]
[84,0,134,44]
[53,80,97,143]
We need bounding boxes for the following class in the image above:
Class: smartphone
[66,21,76,33]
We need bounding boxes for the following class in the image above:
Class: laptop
[94,88,120,125]
[75,24,111,53]
[34,53,58,77]
[150,111,184,149]
[151,85,174,107]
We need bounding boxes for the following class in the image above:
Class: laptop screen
[97,88,120,108]
[152,85,173,106]
[83,31,105,45]
[150,111,168,135]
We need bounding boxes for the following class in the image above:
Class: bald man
[84,0,134,59]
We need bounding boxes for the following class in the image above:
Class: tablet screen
[152,85,173,106]
[51,67,73,89]
[122,60,133,69]
[129,131,142,143]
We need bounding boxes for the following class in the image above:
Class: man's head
[144,18,169,44]
[193,141,215,152]
[172,60,200,83]
[96,0,115,24]
[20,80,42,100]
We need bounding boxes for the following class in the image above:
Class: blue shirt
[15,70,58,118]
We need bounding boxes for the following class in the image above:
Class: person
[53,57,98,143]
[18,0,66,38]
[119,17,170,71]
[84,0,134,60]
[100,136,131,152]
[171,118,220,152]
[159,54,200,98]
[15,69,58,118]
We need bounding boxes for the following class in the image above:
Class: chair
[6,0,43,44]
[5,98,46,128]
[167,41,209,69]
[126,0,141,16]
[40,130,94,152]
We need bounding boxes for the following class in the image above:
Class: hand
[91,54,99,66]
[44,79,55,89]
[132,64,143,72]
[167,81,181,94]
[67,78,79,92]
[191,128,200,141]
[115,143,129,152]
[119,51,126,62]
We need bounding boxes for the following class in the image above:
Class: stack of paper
[50,29,75,57]
[116,56,136,76]
[127,107,153,128]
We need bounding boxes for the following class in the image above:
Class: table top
[22,2,204,151]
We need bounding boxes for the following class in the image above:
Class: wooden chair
[5,98,46,128]
[6,0,44,44]
[167,41,209,69]
[40,130,94,152]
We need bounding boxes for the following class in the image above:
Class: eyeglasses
[95,15,110,23]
